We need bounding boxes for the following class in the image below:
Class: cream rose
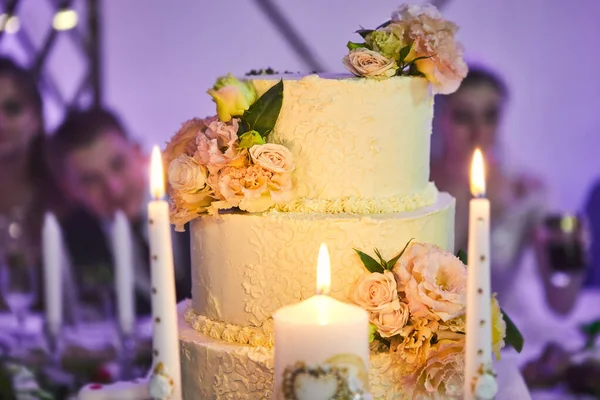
[369,298,409,338]
[163,117,209,165]
[404,340,464,399]
[168,154,207,193]
[249,143,295,173]
[393,242,466,321]
[350,270,399,312]
[343,48,398,78]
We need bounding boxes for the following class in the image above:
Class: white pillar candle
[42,212,63,335]
[273,244,370,400]
[112,210,135,335]
[464,149,496,399]
[147,146,182,400]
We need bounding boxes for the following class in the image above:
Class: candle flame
[470,148,486,197]
[150,145,165,199]
[316,243,331,295]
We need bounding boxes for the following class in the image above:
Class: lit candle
[42,212,63,335]
[464,149,497,399]
[273,244,370,399]
[147,146,182,400]
[112,210,135,335]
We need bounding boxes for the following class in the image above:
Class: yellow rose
[491,293,506,359]
[207,73,257,122]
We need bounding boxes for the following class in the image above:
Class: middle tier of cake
[190,192,455,329]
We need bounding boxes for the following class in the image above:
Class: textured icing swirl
[251,74,434,203]
[184,306,274,348]
[271,182,438,214]
[191,194,455,329]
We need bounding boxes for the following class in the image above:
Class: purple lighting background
[2,0,599,213]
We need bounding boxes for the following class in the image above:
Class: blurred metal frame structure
[0,0,102,110]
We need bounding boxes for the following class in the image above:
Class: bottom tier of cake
[179,301,402,400]
[178,302,530,400]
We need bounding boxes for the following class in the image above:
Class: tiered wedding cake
[165,4,506,399]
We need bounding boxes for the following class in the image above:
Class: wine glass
[0,251,38,353]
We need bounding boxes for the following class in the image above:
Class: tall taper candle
[464,149,496,399]
[112,210,135,335]
[147,146,182,400]
[42,212,63,335]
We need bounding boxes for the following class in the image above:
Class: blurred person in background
[431,65,547,301]
[49,108,190,318]
[0,57,64,311]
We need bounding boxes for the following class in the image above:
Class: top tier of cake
[251,74,436,214]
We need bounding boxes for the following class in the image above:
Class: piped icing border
[271,182,438,214]
[184,307,274,348]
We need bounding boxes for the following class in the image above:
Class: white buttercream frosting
[251,75,434,204]
[191,193,455,329]
[271,182,438,214]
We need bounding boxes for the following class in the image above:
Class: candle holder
[44,323,63,370]
[117,329,137,380]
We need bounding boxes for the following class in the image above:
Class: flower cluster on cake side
[163,75,295,230]
[343,3,468,94]
[350,241,521,399]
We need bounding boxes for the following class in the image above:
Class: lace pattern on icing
[185,306,274,348]
[270,182,438,214]
[214,351,273,399]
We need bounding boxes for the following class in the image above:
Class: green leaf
[398,44,412,63]
[238,130,265,149]
[376,20,392,29]
[456,249,468,265]
[347,41,368,50]
[373,248,387,267]
[408,55,432,64]
[242,79,284,138]
[356,27,373,39]
[354,248,385,274]
[386,238,414,270]
[501,309,524,353]
[580,320,600,350]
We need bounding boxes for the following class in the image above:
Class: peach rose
[163,118,208,166]
[393,242,467,321]
[216,165,278,213]
[391,316,438,374]
[168,154,207,193]
[370,299,409,338]
[391,3,442,21]
[169,191,212,231]
[408,15,467,94]
[268,172,294,204]
[250,143,295,173]
[404,340,465,399]
[350,270,399,312]
[343,48,398,78]
[195,118,247,170]
[205,118,239,150]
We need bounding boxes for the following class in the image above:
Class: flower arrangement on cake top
[351,241,521,399]
[164,74,294,230]
[343,3,468,94]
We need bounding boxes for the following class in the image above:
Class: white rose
[249,143,295,173]
[168,154,207,193]
[343,48,397,78]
